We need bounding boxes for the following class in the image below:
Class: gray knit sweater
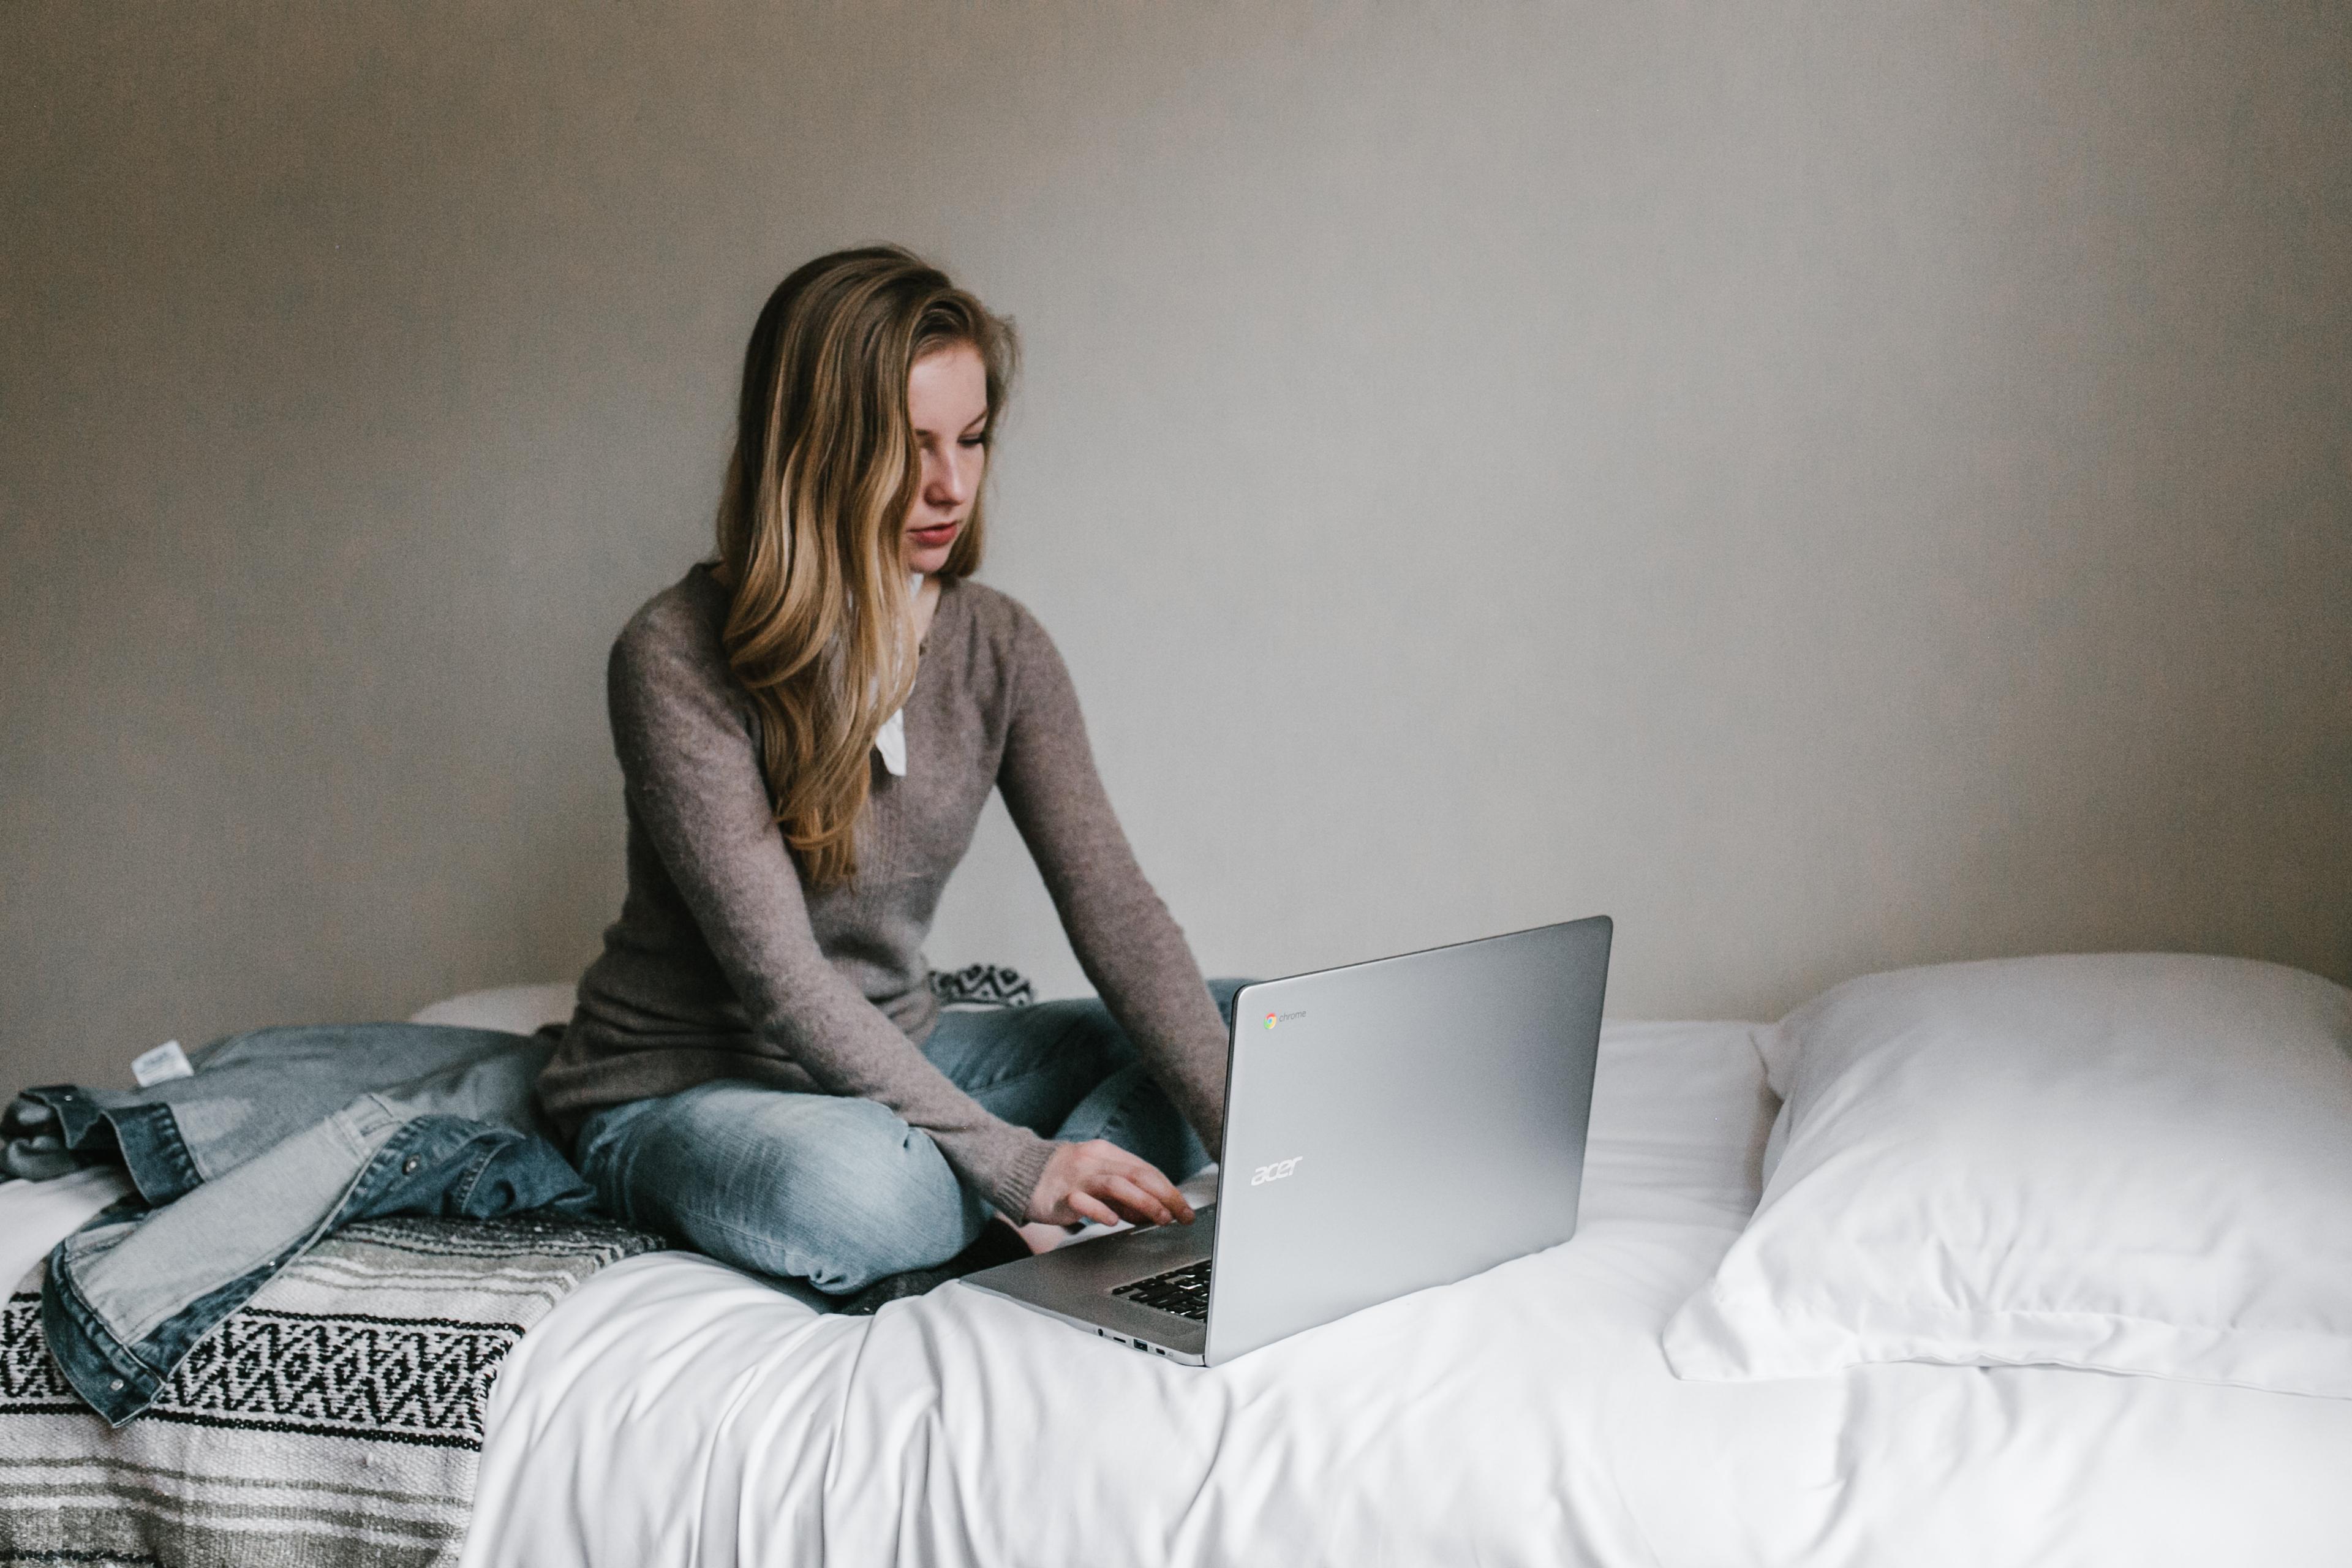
[535,564,1229,1218]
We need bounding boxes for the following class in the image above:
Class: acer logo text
[1250,1156,1305,1186]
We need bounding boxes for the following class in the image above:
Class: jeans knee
[767,1106,984,1290]
[572,1087,984,1294]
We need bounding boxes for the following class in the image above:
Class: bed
[9,974,2351,1566]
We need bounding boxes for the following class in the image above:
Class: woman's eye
[958,435,986,450]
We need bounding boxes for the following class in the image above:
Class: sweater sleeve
[994,609,1231,1158]
[608,619,1055,1219]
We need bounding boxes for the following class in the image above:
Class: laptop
[962,915,1612,1365]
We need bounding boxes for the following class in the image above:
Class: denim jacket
[6,1023,594,1426]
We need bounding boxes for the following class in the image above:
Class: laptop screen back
[1203,916,1611,1364]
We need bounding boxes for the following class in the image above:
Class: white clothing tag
[875,707,908,776]
[873,571,922,778]
[131,1040,194,1087]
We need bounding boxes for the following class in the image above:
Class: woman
[535,246,1238,1308]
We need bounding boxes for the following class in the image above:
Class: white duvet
[458,1022,2352,1566]
[12,1023,2349,1564]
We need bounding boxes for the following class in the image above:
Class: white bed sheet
[9,1024,2348,1565]
[454,1021,2352,1567]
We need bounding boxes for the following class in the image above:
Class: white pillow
[1663,954,2352,1397]
[407,981,577,1035]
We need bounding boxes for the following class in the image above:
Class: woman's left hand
[1027,1139,1196,1231]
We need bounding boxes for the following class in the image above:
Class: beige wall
[5,3,2346,1091]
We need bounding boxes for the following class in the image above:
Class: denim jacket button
[110,1379,124,1391]
[402,1156,420,1175]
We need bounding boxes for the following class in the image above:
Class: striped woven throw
[1,1212,661,1568]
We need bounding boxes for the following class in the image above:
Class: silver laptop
[962,916,1612,1365]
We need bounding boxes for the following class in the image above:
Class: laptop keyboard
[1111,1259,1213,1321]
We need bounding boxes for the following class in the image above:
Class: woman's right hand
[1027,1139,1196,1231]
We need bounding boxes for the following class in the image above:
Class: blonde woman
[536,247,1239,1310]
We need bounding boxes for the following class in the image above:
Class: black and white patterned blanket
[0,1212,662,1568]
[930,962,1036,1009]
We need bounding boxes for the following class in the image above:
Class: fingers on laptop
[1068,1191,1123,1228]
[1094,1147,1193,1227]
[1034,1140,1194,1229]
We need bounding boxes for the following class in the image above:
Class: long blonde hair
[712,246,1016,889]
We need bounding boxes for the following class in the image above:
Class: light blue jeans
[573,980,1248,1295]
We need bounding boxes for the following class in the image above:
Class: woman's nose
[927,451,973,506]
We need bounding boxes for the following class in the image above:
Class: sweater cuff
[984,1130,1057,1222]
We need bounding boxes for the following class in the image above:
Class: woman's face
[903,342,989,575]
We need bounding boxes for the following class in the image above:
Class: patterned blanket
[0,1212,662,1568]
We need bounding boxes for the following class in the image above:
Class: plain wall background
[5,2,2347,1091]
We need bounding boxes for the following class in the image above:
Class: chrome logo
[1264,1012,1278,1030]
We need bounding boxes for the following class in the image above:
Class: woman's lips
[909,521,960,545]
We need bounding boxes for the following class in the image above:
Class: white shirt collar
[874,572,922,777]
